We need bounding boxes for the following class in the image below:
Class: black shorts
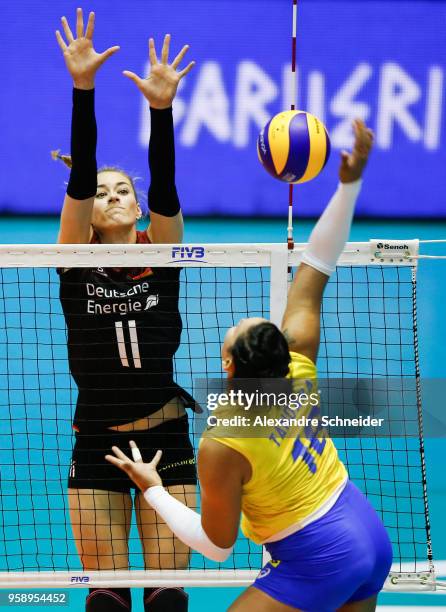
[68,415,197,492]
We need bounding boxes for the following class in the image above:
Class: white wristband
[144,486,234,562]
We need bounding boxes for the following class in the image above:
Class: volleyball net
[0,241,438,590]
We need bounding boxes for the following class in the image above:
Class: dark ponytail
[231,322,290,378]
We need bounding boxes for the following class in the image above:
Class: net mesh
[0,258,432,578]
[319,266,430,573]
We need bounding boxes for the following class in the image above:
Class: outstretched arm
[124,35,195,244]
[56,9,119,244]
[282,120,374,363]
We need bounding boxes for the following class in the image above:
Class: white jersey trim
[262,477,349,544]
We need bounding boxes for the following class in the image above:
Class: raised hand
[339,119,374,184]
[105,442,164,491]
[56,8,120,90]
[123,34,195,109]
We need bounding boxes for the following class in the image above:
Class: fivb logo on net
[70,576,90,583]
[170,246,206,263]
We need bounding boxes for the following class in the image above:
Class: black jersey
[59,232,187,430]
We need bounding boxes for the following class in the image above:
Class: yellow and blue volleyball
[257,110,331,184]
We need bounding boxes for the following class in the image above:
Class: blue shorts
[253,480,393,612]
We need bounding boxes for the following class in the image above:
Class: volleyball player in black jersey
[55,9,195,612]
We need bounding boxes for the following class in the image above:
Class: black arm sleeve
[148,106,181,217]
[66,88,98,200]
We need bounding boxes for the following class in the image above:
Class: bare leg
[337,596,377,612]
[229,586,377,611]
[229,586,302,611]
[68,488,132,569]
[135,484,196,569]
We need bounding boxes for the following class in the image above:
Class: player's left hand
[339,119,374,184]
[105,442,163,491]
[123,34,195,109]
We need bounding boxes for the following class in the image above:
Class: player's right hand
[105,442,164,491]
[55,8,120,90]
[339,119,374,184]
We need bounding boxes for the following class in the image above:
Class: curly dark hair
[230,322,291,378]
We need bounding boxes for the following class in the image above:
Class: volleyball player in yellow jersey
[107,120,393,611]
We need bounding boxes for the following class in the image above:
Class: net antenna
[287,0,298,252]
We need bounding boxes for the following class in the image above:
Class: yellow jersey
[202,352,347,544]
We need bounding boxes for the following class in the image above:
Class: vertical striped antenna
[287,0,298,251]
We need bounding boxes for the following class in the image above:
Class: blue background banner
[0,0,444,217]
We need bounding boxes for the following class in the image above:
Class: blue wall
[1,0,445,217]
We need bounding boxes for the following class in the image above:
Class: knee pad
[86,588,131,611]
[144,587,188,612]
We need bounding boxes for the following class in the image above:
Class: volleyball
[257,110,331,184]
